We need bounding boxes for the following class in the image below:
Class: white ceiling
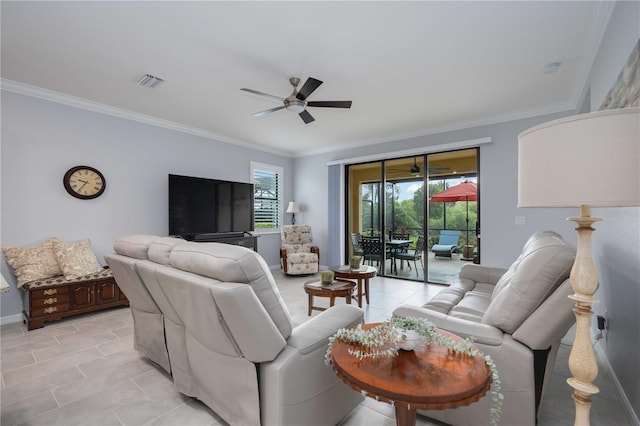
[1,1,613,157]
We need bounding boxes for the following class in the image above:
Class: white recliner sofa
[393,230,576,426]
[106,235,364,426]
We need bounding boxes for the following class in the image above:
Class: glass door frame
[344,147,480,284]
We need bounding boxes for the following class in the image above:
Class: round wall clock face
[63,166,106,199]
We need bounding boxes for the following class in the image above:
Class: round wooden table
[331,265,377,307]
[331,323,491,426]
[303,280,355,316]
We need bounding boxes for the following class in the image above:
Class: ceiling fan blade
[296,77,323,101]
[306,100,352,109]
[241,88,284,103]
[299,109,315,124]
[251,105,285,117]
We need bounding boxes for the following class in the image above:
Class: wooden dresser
[22,267,129,330]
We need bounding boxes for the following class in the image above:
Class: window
[251,162,283,232]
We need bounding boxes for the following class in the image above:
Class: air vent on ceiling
[136,74,164,88]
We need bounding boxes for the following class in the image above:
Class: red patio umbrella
[429,180,477,202]
[429,181,477,257]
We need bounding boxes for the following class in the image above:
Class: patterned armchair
[280,225,320,275]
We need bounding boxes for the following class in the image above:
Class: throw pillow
[3,238,63,288]
[52,239,103,280]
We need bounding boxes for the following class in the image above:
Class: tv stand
[192,233,258,251]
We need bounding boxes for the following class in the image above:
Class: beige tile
[113,382,188,425]
[2,347,102,387]
[1,325,77,350]
[33,332,117,362]
[1,336,59,360]
[1,366,84,408]
[0,389,58,425]
[148,398,223,426]
[338,404,396,426]
[111,325,133,338]
[0,352,35,372]
[23,379,144,425]
[130,367,173,394]
[54,322,125,345]
[0,323,25,339]
[54,356,156,406]
[96,333,135,356]
[77,347,149,377]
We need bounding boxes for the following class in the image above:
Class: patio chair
[350,233,364,257]
[361,236,385,268]
[394,236,425,276]
[431,230,460,258]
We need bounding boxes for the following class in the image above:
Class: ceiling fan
[241,77,352,124]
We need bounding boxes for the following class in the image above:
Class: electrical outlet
[515,216,526,225]
[597,315,606,330]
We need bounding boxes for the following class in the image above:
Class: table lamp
[286,201,299,225]
[518,107,640,425]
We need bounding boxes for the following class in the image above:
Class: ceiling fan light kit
[241,77,352,124]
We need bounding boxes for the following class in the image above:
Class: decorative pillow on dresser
[52,238,103,280]
[2,237,62,287]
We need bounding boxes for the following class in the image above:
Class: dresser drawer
[30,286,69,299]
[31,303,70,317]
[31,294,70,309]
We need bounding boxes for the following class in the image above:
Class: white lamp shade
[286,201,299,213]
[518,107,640,208]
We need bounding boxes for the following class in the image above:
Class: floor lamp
[518,107,640,425]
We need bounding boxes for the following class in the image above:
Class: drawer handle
[44,307,57,314]
[43,289,58,296]
[44,297,57,305]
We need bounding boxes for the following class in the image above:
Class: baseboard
[595,342,640,425]
[1,313,24,325]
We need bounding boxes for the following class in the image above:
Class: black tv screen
[168,174,254,238]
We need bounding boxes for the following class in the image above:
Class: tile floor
[1,273,632,425]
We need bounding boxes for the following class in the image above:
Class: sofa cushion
[286,252,318,264]
[169,241,293,338]
[482,231,575,334]
[114,234,161,260]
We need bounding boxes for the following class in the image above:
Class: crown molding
[1,79,293,158]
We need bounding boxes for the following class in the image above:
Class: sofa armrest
[311,246,320,262]
[210,282,287,362]
[393,304,504,346]
[458,263,507,286]
[287,304,363,355]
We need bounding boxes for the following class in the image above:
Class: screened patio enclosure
[345,149,479,285]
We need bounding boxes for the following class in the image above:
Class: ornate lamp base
[566,205,601,426]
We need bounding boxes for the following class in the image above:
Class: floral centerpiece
[325,316,503,425]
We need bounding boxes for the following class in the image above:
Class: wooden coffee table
[331,265,377,307]
[330,323,491,426]
[303,280,355,316]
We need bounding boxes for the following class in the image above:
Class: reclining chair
[394,230,576,426]
[280,224,320,275]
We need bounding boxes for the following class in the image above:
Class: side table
[331,265,377,308]
[330,323,491,426]
[303,279,355,316]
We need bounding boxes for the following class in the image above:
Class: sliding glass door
[345,148,479,284]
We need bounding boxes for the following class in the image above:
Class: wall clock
[63,166,106,199]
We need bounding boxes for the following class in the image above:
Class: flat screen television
[168,174,254,239]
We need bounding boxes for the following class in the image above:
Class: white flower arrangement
[325,316,503,425]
